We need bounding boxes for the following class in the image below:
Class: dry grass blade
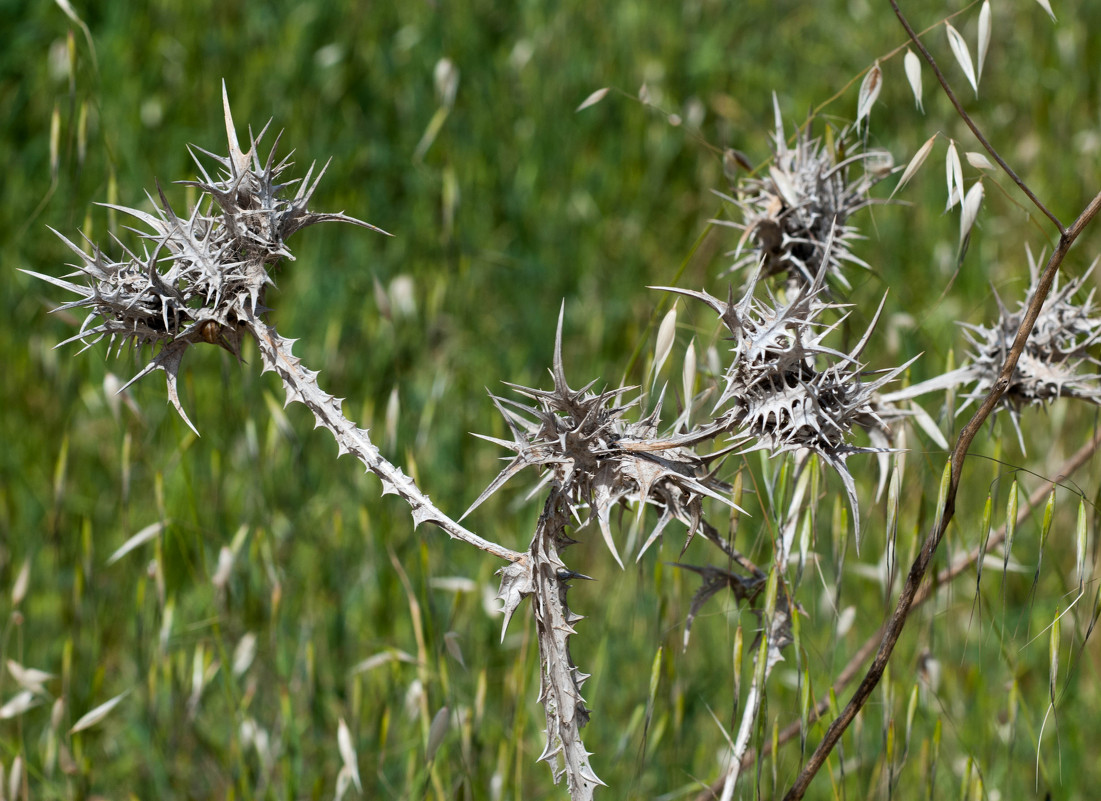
[426,706,449,761]
[1048,609,1060,703]
[10,559,30,607]
[232,633,257,677]
[856,61,882,126]
[890,135,936,199]
[8,755,21,801]
[6,661,54,694]
[651,305,678,388]
[681,337,697,426]
[1032,0,1057,22]
[959,181,984,246]
[966,151,994,170]
[337,718,362,792]
[945,140,964,210]
[0,691,40,720]
[977,1,991,84]
[106,521,167,565]
[1076,500,1088,589]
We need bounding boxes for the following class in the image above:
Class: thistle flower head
[662,256,912,537]
[25,83,385,433]
[466,308,738,566]
[960,250,1101,447]
[719,98,889,290]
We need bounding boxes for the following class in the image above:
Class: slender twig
[782,190,1101,799]
[713,496,806,798]
[691,427,1101,800]
[718,617,782,800]
[889,0,1063,233]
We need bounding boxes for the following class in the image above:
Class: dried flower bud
[25,82,386,433]
[960,251,1101,448]
[718,98,888,290]
[466,308,738,567]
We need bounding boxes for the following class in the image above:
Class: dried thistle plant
[467,308,738,567]
[659,253,914,540]
[717,98,891,290]
[26,83,523,567]
[958,251,1101,447]
[26,83,382,435]
[470,310,743,799]
[881,249,1101,451]
[471,275,908,792]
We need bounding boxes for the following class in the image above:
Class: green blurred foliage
[3,0,1101,799]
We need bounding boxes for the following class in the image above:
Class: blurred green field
[4,0,1101,798]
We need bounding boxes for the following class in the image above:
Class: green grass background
[4,0,1101,798]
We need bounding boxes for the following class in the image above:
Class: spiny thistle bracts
[659,257,914,539]
[717,98,890,290]
[959,250,1101,448]
[466,307,740,568]
[25,82,385,433]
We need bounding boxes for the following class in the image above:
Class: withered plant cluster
[27,4,1101,795]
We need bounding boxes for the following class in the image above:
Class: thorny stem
[528,488,603,800]
[782,191,1101,799]
[889,0,1064,234]
[690,426,1101,800]
[245,312,526,565]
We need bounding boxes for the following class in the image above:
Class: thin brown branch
[781,190,1101,799]
[889,0,1064,234]
[688,426,1101,801]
